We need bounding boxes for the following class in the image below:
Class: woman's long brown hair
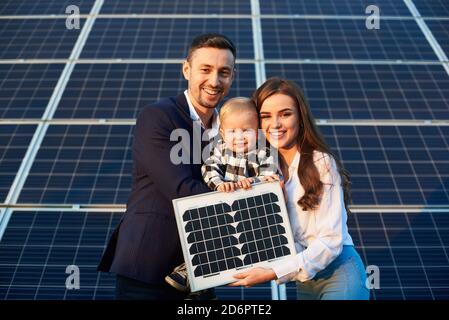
[253,77,352,212]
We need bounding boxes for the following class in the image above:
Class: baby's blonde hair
[219,97,258,128]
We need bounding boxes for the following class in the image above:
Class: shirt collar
[184,90,220,132]
[289,150,301,171]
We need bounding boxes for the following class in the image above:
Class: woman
[230,77,370,300]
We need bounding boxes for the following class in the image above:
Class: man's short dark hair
[186,33,236,62]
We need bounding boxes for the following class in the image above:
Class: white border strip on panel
[4,14,449,20]
[0,0,104,242]
[251,0,266,86]
[404,0,449,74]
[2,119,449,127]
[0,58,446,65]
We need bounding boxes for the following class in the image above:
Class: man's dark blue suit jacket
[98,93,211,284]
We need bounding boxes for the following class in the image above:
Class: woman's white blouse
[272,151,354,283]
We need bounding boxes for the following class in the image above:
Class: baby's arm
[201,144,228,191]
[257,147,282,181]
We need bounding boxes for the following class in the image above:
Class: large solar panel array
[0,0,448,300]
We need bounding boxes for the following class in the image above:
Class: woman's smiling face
[259,93,300,150]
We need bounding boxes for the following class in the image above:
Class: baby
[202,97,280,191]
[165,97,280,294]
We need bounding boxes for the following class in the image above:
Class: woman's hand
[228,267,277,288]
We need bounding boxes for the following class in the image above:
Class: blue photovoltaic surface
[101,0,251,14]
[266,63,449,120]
[0,0,94,15]
[0,125,36,203]
[259,0,412,16]
[0,64,64,118]
[323,125,449,206]
[0,211,120,299]
[286,211,449,300]
[262,18,437,60]
[0,19,83,59]
[425,20,449,58]
[18,125,133,205]
[54,63,256,119]
[0,210,275,300]
[2,210,448,300]
[81,18,253,59]
[414,0,449,17]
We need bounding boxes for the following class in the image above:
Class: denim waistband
[313,245,360,280]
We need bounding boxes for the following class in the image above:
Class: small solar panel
[172,182,296,292]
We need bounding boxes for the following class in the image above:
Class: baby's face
[220,110,259,154]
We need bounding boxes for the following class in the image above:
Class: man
[98,33,236,300]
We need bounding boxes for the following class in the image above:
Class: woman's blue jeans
[296,245,370,300]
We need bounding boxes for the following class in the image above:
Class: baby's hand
[217,182,237,192]
[260,174,280,182]
[236,177,254,190]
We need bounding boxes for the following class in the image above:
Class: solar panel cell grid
[266,63,449,120]
[414,0,449,17]
[81,18,253,59]
[0,125,36,203]
[101,0,251,14]
[54,63,256,119]
[259,0,411,16]
[262,19,437,60]
[0,64,64,119]
[0,0,94,15]
[18,125,133,205]
[425,20,449,58]
[0,19,83,59]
